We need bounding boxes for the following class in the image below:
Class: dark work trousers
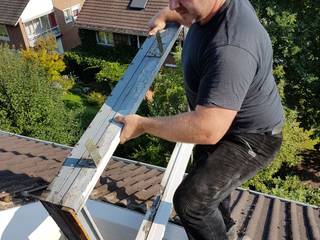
[173,133,282,240]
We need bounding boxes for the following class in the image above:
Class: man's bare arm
[148,6,192,35]
[115,105,237,144]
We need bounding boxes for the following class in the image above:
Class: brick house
[52,0,85,51]
[0,0,84,53]
[76,0,168,49]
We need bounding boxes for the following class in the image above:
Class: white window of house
[0,24,10,41]
[25,15,51,37]
[40,15,50,31]
[96,31,114,46]
[63,4,81,23]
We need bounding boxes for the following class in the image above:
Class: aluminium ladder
[39,24,193,240]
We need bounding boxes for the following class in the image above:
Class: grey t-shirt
[182,0,284,133]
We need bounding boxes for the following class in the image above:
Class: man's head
[169,0,226,24]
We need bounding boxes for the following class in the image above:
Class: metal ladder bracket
[85,139,102,167]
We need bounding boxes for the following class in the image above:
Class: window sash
[96,31,114,46]
[25,15,52,37]
[64,4,81,23]
[63,8,73,23]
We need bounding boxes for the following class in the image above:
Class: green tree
[21,34,74,91]
[115,46,188,166]
[0,44,80,145]
[252,0,320,137]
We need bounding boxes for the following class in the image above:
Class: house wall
[53,0,84,51]
[2,21,29,49]
[21,0,54,23]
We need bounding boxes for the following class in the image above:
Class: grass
[62,89,101,131]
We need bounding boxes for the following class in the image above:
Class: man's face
[169,0,214,23]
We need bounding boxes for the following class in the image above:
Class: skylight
[129,0,149,9]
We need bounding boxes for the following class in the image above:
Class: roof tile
[76,0,168,36]
[0,131,319,239]
[0,0,29,26]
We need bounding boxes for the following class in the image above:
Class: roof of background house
[76,0,168,36]
[0,0,29,26]
[0,130,319,239]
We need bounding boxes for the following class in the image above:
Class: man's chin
[181,13,196,24]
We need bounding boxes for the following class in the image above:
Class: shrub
[243,108,317,204]
[62,92,83,110]
[0,44,80,145]
[21,34,67,89]
[63,51,127,91]
[86,91,106,106]
[63,51,103,83]
[96,61,127,88]
[270,176,320,206]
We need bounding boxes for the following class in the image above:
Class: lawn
[62,86,102,131]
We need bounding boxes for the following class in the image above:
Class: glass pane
[97,32,105,44]
[25,21,33,35]
[64,9,73,22]
[73,9,79,17]
[40,16,50,31]
[33,19,41,33]
[105,32,114,45]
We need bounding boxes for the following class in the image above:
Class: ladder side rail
[45,37,157,204]
[42,24,182,211]
[135,143,194,240]
[135,142,184,240]
[59,25,183,211]
[146,143,193,240]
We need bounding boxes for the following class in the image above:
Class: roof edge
[0,129,318,209]
[0,129,73,150]
[75,23,148,36]
[238,187,319,209]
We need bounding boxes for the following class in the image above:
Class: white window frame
[63,4,81,23]
[0,24,10,41]
[24,15,51,38]
[96,31,114,46]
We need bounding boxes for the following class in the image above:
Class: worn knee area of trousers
[173,183,221,221]
[173,185,229,240]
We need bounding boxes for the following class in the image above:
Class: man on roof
[115,0,284,239]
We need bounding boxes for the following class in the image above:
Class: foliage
[62,91,83,109]
[0,44,80,145]
[270,176,320,206]
[86,91,106,106]
[243,108,318,204]
[56,74,75,91]
[239,1,320,204]
[251,0,320,137]
[21,34,66,82]
[115,46,187,166]
[96,61,127,88]
[63,50,127,91]
[149,51,187,117]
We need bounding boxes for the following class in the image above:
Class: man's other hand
[115,114,145,144]
[148,13,166,35]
